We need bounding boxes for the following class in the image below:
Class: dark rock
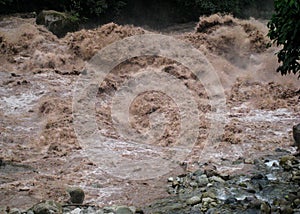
[36,10,79,37]
[224,197,238,204]
[294,198,300,207]
[67,187,85,204]
[260,201,271,214]
[0,158,5,166]
[280,206,294,214]
[251,174,264,180]
[293,123,300,151]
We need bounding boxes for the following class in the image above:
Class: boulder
[36,10,79,37]
[67,187,85,204]
[293,123,300,151]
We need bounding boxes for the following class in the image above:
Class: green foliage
[268,0,300,77]
[174,0,260,19]
[65,0,126,17]
[0,0,126,18]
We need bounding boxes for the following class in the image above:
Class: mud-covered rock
[36,10,79,37]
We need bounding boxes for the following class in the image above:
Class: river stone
[197,174,209,187]
[115,206,134,214]
[189,181,198,187]
[202,197,215,203]
[260,201,271,214]
[281,206,294,214]
[31,201,62,214]
[244,158,254,164]
[70,208,81,214]
[280,155,296,170]
[202,191,216,199]
[293,123,300,150]
[187,196,202,205]
[210,176,225,183]
[9,208,21,214]
[67,187,85,204]
[36,10,79,37]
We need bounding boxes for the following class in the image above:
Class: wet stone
[115,206,135,214]
[224,197,238,204]
[31,201,62,214]
[294,198,300,206]
[187,196,202,205]
[210,176,225,183]
[260,202,271,214]
[189,181,198,187]
[70,208,81,214]
[9,208,21,214]
[293,123,300,151]
[67,187,85,204]
[280,206,294,214]
[202,191,216,199]
[197,175,209,187]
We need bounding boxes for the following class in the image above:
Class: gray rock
[85,206,97,214]
[197,175,209,187]
[206,208,219,214]
[36,10,79,37]
[202,197,215,203]
[67,187,85,204]
[189,181,198,187]
[9,208,21,214]
[31,200,62,214]
[210,176,225,183]
[187,196,202,205]
[115,206,134,214]
[202,191,216,199]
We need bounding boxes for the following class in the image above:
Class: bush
[268,0,300,77]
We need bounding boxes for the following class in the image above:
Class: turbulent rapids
[0,14,299,212]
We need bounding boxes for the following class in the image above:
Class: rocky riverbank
[3,150,299,214]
